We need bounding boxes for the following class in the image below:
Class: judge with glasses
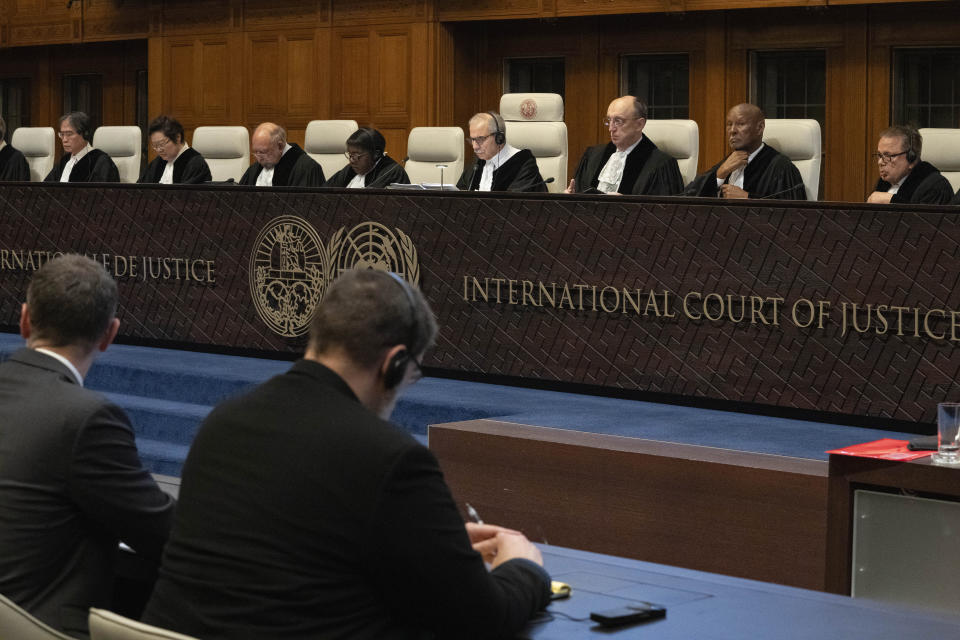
[44,111,120,183]
[323,127,409,189]
[866,125,953,205]
[138,115,212,185]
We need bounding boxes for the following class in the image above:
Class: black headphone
[383,272,419,390]
[906,145,918,164]
[487,112,506,146]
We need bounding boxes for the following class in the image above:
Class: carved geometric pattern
[1,184,958,425]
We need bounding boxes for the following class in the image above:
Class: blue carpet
[0,332,926,475]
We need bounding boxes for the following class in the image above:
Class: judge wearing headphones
[867,125,953,205]
[44,111,120,183]
[323,127,410,189]
[143,269,550,639]
[457,112,547,192]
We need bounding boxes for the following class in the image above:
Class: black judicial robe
[873,161,954,206]
[952,187,960,206]
[44,148,119,183]
[323,155,409,189]
[571,136,683,196]
[456,148,548,192]
[138,147,212,185]
[0,144,30,181]
[239,144,324,187]
[684,144,806,200]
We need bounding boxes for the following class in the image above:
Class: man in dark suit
[144,270,551,639]
[0,254,175,638]
[239,122,324,187]
[44,112,120,183]
[565,95,683,195]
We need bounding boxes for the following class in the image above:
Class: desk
[534,545,960,638]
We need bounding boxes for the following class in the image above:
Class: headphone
[906,146,918,164]
[487,112,506,146]
[383,272,419,390]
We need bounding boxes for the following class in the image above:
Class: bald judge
[684,103,806,200]
[239,123,324,188]
[565,96,683,196]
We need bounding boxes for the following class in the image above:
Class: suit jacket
[874,161,954,205]
[684,144,807,200]
[0,143,30,181]
[572,137,684,196]
[457,148,548,192]
[44,148,120,183]
[138,147,212,184]
[144,360,550,640]
[0,348,175,638]
[239,143,324,187]
[323,155,410,189]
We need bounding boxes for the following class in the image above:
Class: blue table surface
[530,545,960,639]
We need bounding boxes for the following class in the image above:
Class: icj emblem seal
[519,98,538,120]
[249,215,328,338]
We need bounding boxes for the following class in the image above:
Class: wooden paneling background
[0,0,957,199]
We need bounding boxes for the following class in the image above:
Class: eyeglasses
[603,117,640,129]
[344,151,369,161]
[152,138,173,151]
[468,134,492,145]
[872,150,909,164]
[57,130,78,139]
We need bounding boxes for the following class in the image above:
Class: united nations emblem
[249,216,328,338]
[519,98,538,120]
[250,217,420,337]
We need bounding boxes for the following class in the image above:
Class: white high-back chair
[93,126,142,184]
[918,128,960,193]
[190,126,249,182]
[762,119,821,201]
[10,127,55,182]
[89,608,201,640]
[304,120,359,181]
[404,127,464,186]
[643,120,700,187]
[499,93,567,193]
[0,593,74,640]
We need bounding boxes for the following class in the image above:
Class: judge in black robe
[684,103,806,200]
[867,126,953,206]
[565,96,683,196]
[240,123,323,187]
[138,115,211,185]
[952,188,960,206]
[0,142,30,181]
[44,111,119,183]
[457,112,547,192]
[323,127,409,189]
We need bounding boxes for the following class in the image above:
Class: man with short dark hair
[144,269,551,639]
[0,115,31,181]
[44,111,120,182]
[866,125,953,205]
[0,254,175,638]
[458,111,547,192]
[565,95,683,195]
[685,103,806,200]
[240,122,324,187]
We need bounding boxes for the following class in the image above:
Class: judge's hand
[564,179,576,194]
[477,531,544,569]
[867,191,894,204]
[467,522,522,563]
[716,151,750,180]
[720,184,749,199]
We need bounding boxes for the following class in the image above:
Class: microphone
[532,176,555,191]
[758,184,805,200]
[435,163,448,187]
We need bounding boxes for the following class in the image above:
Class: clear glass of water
[932,403,960,465]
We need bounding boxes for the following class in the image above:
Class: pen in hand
[466,502,484,526]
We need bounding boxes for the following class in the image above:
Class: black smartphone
[590,602,666,627]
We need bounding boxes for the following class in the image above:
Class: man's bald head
[725,103,765,153]
[605,95,647,151]
[251,122,287,168]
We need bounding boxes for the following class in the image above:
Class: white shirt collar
[33,348,84,386]
[0,140,6,153]
[615,136,642,156]
[61,143,92,182]
[746,142,765,164]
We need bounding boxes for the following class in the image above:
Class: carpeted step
[103,391,211,446]
[134,438,192,477]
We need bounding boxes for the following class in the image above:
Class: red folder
[826,438,931,461]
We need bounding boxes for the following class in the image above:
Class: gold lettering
[924,309,946,340]
[621,288,641,315]
[913,308,921,338]
[643,290,660,317]
[572,284,588,311]
[190,259,205,281]
[463,276,469,301]
[11,250,24,269]
[508,279,518,305]
[0,250,9,269]
[206,260,215,285]
[522,280,538,306]
[889,306,909,335]
[841,302,849,336]
[817,300,831,329]
[875,304,889,335]
[750,296,768,325]
[114,255,128,277]
[538,282,555,308]
[559,284,575,309]
[726,295,746,322]
[850,303,871,333]
[599,286,619,313]
[952,311,960,342]
[491,278,505,303]
[662,291,676,318]
[704,293,724,322]
[792,298,815,328]
[683,291,702,319]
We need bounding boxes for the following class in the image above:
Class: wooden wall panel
[161,0,235,35]
[246,35,281,116]
[241,0,330,31]
[198,38,231,120]
[286,35,319,120]
[376,32,410,117]
[334,33,371,117]
[167,41,196,117]
[438,0,545,22]
[5,0,79,47]
[331,0,430,26]
[81,0,152,42]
